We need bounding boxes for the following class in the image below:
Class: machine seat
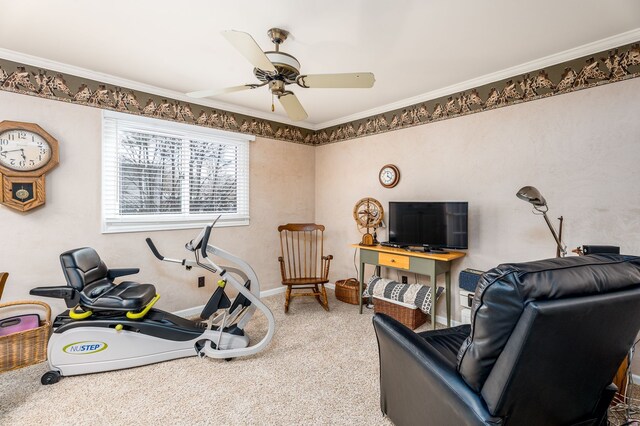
[60,247,157,312]
[81,281,156,311]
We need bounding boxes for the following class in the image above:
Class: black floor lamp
[516,186,567,257]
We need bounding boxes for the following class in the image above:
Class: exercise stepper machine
[30,221,276,384]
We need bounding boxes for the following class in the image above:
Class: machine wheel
[195,339,210,357]
[41,370,61,385]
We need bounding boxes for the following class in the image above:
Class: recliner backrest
[457,254,640,393]
[60,247,110,291]
[480,288,640,424]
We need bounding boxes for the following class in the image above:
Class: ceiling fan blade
[186,85,255,98]
[222,30,277,73]
[278,92,308,122]
[298,72,375,89]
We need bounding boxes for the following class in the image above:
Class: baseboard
[632,374,640,385]
[260,286,287,298]
[436,315,462,327]
[173,305,205,318]
[174,283,462,326]
[172,286,286,317]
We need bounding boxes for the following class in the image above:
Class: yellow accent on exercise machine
[69,306,93,320]
[126,294,160,319]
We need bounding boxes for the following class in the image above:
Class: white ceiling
[0,0,639,128]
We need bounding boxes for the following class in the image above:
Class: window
[102,111,252,233]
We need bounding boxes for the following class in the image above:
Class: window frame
[101,110,253,234]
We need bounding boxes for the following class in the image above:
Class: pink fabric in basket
[0,314,40,336]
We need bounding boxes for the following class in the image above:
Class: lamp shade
[516,186,547,207]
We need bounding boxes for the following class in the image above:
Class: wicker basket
[374,297,428,330]
[0,300,51,373]
[335,278,364,305]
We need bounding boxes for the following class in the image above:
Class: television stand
[351,244,466,329]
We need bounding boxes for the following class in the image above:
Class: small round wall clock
[379,164,400,188]
[0,121,59,212]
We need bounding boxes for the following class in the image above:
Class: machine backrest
[457,254,640,393]
[60,247,110,291]
[480,288,640,424]
[278,223,327,281]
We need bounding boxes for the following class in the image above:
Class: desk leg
[359,261,365,314]
[432,276,437,330]
[445,271,451,328]
[427,265,437,330]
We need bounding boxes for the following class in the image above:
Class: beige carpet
[0,291,417,425]
[3,292,637,425]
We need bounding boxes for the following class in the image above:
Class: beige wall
[316,77,640,324]
[2,76,640,370]
[0,90,315,314]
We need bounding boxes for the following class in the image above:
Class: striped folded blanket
[363,276,444,315]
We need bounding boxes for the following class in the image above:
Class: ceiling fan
[187,28,376,122]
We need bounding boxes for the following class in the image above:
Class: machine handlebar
[145,238,186,266]
[145,238,164,260]
[201,226,212,258]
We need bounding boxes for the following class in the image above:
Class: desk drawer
[379,252,410,270]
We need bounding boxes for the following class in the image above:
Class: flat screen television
[388,201,468,250]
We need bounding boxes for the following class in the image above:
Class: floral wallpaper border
[1,41,638,146]
[0,58,315,144]
[317,41,640,144]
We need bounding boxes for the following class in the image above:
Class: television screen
[388,202,468,249]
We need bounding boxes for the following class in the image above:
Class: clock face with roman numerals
[0,129,53,171]
[0,121,59,212]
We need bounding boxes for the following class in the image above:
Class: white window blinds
[102,111,252,233]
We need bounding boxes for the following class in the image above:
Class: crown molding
[312,27,640,130]
[0,47,315,131]
[1,27,639,133]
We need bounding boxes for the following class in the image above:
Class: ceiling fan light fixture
[269,80,286,95]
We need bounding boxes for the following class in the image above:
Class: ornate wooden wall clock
[0,121,59,212]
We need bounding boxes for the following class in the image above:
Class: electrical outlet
[401,276,408,284]
[198,276,205,288]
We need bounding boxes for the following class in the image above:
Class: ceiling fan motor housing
[254,51,301,85]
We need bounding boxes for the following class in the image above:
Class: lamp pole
[556,216,564,258]
[541,211,567,257]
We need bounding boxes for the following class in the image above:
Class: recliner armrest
[373,314,501,426]
[107,268,140,280]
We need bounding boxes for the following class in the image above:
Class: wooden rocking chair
[278,223,332,313]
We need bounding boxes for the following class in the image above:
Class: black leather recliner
[373,254,640,426]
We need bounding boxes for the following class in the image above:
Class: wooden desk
[352,244,466,329]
